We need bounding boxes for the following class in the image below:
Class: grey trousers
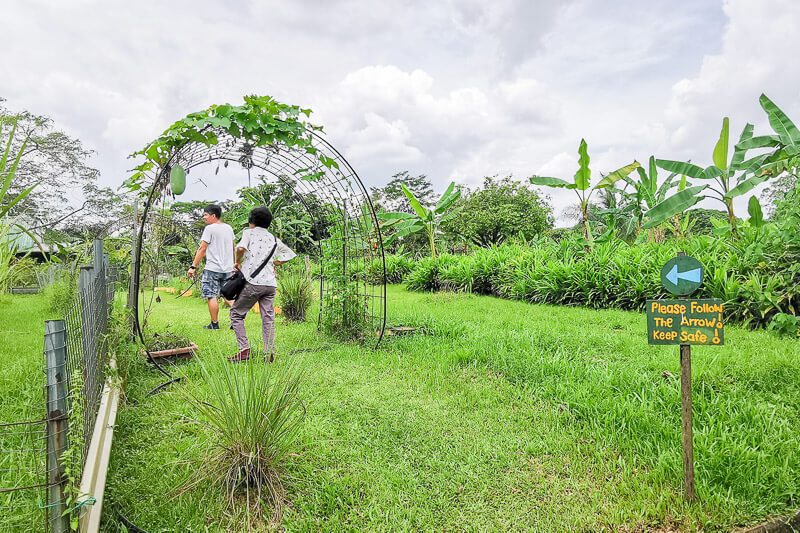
[229,283,276,354]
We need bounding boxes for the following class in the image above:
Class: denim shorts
[201,270,229,298]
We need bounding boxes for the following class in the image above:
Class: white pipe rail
[78,358,121,533]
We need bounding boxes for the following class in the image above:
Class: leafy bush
[402,233,799,329]
[405,254,460,292]
[181,357,305,517]
[768,313,800,338]
[278,272,313,322]
[44,269,78,315]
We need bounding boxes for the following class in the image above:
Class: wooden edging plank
[78,358,121,533]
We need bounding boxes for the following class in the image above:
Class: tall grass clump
[180,358,305,518]
[44,268,78,315]
[366,254,414,284]
[405,254,459,291]
[278,272,314,322]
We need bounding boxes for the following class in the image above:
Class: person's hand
[187,267,196,279]
[234,262,242,272]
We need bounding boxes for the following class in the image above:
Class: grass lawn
[0,293,53,530]
[98,286,799,531]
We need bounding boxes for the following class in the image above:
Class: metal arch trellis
[131,128,387,350]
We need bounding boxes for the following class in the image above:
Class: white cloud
[0,0,795,226]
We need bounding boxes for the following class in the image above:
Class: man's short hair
[204,204,222,219]
[249,207,273,229]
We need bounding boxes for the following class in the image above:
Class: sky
[1,0,798,225]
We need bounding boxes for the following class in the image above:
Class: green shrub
[44,269,78,315]
[403,234,799,330]
[7,257,38,287]
[768,313,800,338]
[180,357,305,517]
[405,254,459,292]
[278,272,314,322]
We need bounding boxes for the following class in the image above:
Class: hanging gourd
[170,165,186,195]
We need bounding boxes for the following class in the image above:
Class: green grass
[0,293,53,530]
[99,286,800,531]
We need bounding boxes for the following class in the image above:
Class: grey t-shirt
[200,222,235,273]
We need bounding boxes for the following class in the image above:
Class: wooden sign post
[647,253,724,502]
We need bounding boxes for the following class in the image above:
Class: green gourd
[170,165,186,195]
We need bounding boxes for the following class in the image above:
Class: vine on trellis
[122,95,339,192]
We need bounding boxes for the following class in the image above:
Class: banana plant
[656,116,774,238]
[735,93,800,186]
[530,139,640,243]
[378,182,461,258]
[627,155,709,234]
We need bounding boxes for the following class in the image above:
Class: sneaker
[203,322,220,330]
[227,348,250,363]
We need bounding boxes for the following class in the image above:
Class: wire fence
[0,239,120,532]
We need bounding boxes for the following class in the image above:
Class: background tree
[443,176,553,247]
[0,98,123,229]
[370,171,434,213]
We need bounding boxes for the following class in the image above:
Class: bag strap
[248,240,279,278]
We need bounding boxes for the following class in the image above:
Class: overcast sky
[1,0,798,224]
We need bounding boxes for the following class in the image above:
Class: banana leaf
[401,184,428,220]
[713,117,730,170]
[748,196,764,227]
[723,173,772,200]
[574,139,591,190]
[378,212,414,221]
[530,176,572,188]
[439,205,464,223]
[729,124,755,172]
[642,184,707,229]
[656,159,705,179]
[700,166,724,180]
[760,93,800,147]
[735,135,781,151]
[596,161,640,188]
[434,182,461,214]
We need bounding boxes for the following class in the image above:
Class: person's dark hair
[249,207,273,229]
[204,204,222,219]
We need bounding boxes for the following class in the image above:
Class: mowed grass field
[0,294,53,530]
[99,285,800,531]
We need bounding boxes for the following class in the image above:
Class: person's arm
[273,238,296,267]
[234,246,246,270]
[187,241,208,278]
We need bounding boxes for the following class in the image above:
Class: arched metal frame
[131,129,387,349]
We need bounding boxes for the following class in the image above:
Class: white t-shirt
[200,222,235,273]
[237,228,296,286]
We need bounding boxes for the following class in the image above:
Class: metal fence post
[44,320,70,533]
[128,201,139,335]
[79,266,95,389]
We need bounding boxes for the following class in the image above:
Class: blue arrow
[666,265,702,286]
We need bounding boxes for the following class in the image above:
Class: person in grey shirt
[187,204,235,330]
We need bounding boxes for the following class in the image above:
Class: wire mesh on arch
[132,129,387,345]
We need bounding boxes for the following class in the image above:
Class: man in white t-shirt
[187,204,235,330]
[228,207,296,362]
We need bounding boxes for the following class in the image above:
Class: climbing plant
[123,95,339,193]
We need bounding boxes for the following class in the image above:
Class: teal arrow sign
[660,256,704,296]
[666,264,702,286]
